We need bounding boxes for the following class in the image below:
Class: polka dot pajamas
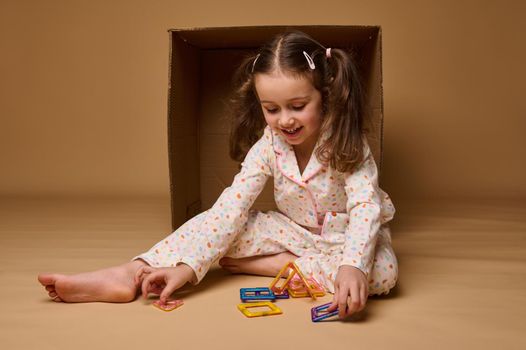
[134,126,398,295]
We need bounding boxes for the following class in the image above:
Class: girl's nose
[279,113,295,128]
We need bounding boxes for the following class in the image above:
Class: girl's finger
[135,266,146,285]
[337,286,349,319]
[134,270,140,286]
[141,274,151,299]
[150,282,164,296]
[159,280,178,303]
[347,284,361,316]
[359,284,368,311]
[135,266,154,285]
[141,272,160,299]
[326,285,339,312]
[160,272,190,303]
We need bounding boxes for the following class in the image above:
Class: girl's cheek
[267,117,280,128]
[263,115,274,126]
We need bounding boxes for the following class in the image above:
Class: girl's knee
[368,259,398,296]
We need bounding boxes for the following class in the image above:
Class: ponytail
[316,47,366,173]
[228,54,266,162]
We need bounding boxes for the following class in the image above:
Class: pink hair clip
[326,47,331,58]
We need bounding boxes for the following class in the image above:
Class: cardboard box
[166,25,384,230]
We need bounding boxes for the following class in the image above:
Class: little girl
[38,30,398,320]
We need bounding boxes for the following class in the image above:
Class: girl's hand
[135,264,197,303]
[326,265,369,319]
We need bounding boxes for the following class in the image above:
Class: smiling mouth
[282,126,303,134]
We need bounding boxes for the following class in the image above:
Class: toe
[45,285,55,292]
[38,273,58,287]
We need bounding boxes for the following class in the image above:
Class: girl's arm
[328,139,386,318]
[178,128,273,284]
[340,139,384,279]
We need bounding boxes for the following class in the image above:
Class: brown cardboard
[167,25,384,230]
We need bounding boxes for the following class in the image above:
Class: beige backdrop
[1,0,525,200]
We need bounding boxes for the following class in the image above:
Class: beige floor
[0,196,525,349]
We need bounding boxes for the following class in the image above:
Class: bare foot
[218,252,297,277]
[37,260,147,303]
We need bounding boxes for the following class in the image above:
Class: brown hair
[228,29,366,173]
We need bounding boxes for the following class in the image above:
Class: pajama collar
[268,126,329,184]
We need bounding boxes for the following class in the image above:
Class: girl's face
[254,71,323,155]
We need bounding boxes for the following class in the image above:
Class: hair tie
[251,54,260,73]
[326,48,331,58]
[302,51,316,70]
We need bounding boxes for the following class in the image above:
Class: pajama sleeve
[339,139,384,277]
[179,128,273,283]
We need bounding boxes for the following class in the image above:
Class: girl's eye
[292,105,305,111]
[266,108,278,114]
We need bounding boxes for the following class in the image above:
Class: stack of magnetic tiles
[237,261,339,322]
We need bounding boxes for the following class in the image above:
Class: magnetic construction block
[152,299,184,312]
[237,301,283,318]
[269,262,318,300]
[287,275,326,298]
[240,287,276,302]
[268,262,295,294]
[274,289,290,299]
[311,302,339,322]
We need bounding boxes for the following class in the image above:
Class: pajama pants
[134,210,398,295]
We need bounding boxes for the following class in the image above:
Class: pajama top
[180,125,396,283]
